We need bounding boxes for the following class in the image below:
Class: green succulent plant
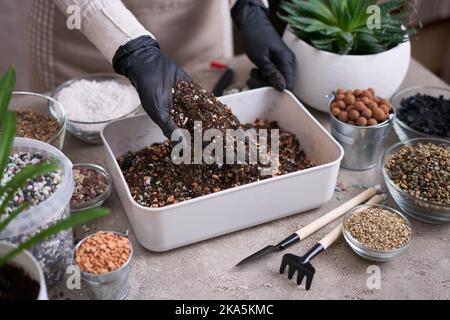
[0,67,109,267]
[279,0,416,55]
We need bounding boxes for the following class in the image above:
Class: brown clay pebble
[347,120,356,126]
[336,89,346,95]
[344,94,356,105]
[361,108,372,119]
[75,232,131,274]
[367,118,378,126]
[338,111,349,122]
[331,101,339,109]
[380,104,390,115]
[345,105,355,113]
[331,107,341,117]
[354,89,363,97]
[348,110,360,121]
[368,88,376,95]
[368,101,378,110]
[361,90,373,99]
[354,101,365,111]
[336,100,346,109]
[336,94,345,101]
[372,108,386,122]
[360,97,370,105]
[356,117,368,126]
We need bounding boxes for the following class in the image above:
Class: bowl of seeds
[71,164,112,212]
[10,92,66,150]
[382,138,450,223]
[343,204,412,262]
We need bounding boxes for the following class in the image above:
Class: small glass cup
[343,204,412,262]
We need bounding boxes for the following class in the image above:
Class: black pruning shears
[211,61,234,97]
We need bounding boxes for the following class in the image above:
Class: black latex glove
[113,36,191,138]
[232,0,295,91]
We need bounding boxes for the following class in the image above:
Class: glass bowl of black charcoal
[390,86,450,142]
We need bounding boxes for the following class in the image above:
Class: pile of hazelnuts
[330,88,392,126]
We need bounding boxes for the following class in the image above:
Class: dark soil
[171,81,240,135]
[397,93,450,138]
[0,264,40,300]
[118,119,313,208]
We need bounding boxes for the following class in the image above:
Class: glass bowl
[52,73,141,145]
[382,138,450,224]
[390,86,450,141]
[71,163,113,212]
[343,204,412,262]
[10,92,66,149]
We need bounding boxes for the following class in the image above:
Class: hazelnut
[348,110,360,121]
[361,108,372,118]
[336,100,346,109]
[344,94,356,105]
[331,107,341,117]
[372,107,386,121]
[367,118,378,126]
[336,94,345,101]
[356,117,368,126]
[354,101,365,111]
[338,111,349,122]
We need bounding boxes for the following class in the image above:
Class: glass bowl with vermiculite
[382,138,450,224]
[343,204,413,262]
[52,74,141,144]
[71,163,113,212]
[390,86,450,142]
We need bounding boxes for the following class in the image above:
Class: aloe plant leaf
[0,207,110,267]
[0,111,16,178]
[0,67,15,126]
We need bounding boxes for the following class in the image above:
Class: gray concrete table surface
[51,56,450,300]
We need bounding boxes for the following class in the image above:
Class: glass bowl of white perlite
[53,74,141,144]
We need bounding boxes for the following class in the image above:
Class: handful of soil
[171,81,240,135]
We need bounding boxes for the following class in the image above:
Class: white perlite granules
[55,79,141,122]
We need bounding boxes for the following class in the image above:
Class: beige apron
[29,0,232,93]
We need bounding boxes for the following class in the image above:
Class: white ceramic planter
[0,242,48,300]
[283,28,411,112]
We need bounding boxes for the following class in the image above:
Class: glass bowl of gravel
[390,86,450,142]
[382,138,450,224]
[343,204,413,262]
[9,92,66,150]
[53,74,141,144]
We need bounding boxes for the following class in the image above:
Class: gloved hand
[113,36,191,138]
[232,0,295,91]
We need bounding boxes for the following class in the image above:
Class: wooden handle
[318,194,385,250]
[296,187,378,240]
[319,224,343,249]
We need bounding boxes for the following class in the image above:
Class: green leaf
[0,162,59,217]
[0,111,16,178]
[0,67,16,127]
[0,207,110,267]
[0,203,28,234]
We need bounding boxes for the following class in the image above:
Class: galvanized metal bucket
[74,232,133,300]
[328,93,395,171]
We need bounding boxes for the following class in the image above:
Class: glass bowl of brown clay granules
[382,138,450,224]
[10,92,66,150]
[343,205,413,262]
[70,164,112,212]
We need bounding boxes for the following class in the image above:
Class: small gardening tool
[279,194,384,290]
[236,186,381,267]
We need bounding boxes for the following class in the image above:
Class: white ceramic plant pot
[282,28,411,112]
[0,242,48,300]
